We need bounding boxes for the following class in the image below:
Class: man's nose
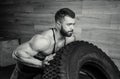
[70,25,74,30]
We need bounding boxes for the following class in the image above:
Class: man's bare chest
[44,40,65,55]
[33,40,65,60]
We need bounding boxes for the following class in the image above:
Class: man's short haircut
[55,8,75,23]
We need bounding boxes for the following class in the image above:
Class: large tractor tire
[42,41,120,79]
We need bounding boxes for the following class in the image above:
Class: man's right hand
[42,60,50,65]
[43,53,56,65]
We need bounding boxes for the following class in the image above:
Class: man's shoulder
[32,28,53,40]
[41,28,53,36]
[29,34,51,51]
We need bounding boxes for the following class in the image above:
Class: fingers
[44,62,50,65]
[53,53,56,56]
[46,56,53,60]
[44,53,56,62]
[43,60,50,65]
[43,53,56,66]
[52,53,56,56]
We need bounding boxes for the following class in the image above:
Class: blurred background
[0,0,120,79]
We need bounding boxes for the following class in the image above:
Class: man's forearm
[20,57,43,67]
[13,53,43,68]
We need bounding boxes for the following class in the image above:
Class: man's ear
[56,21,61,26]
[56,21,62,30]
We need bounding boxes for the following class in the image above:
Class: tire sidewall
[68,47,119,79]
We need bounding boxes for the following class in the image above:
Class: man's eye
[67,24,71,26]
[73,23,75,25]
[67,23,72,26]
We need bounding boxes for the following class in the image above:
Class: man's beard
[60,26,73,37]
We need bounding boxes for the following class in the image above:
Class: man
[10,8,76,79]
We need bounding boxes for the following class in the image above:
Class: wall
[0,0,120,69]
[0,39,19,66]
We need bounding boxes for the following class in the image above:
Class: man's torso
[14,28,75,65]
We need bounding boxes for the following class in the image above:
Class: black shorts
[10,62,44,79]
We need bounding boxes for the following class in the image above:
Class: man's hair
[55,8,75,23]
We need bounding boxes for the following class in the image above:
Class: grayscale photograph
[0,0,120,79]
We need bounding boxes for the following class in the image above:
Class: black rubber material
[42,41,120,79]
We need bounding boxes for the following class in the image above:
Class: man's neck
[54,28,65,41]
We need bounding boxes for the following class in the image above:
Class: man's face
[60,16,75,37]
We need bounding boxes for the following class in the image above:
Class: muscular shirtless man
[10,8,76,79]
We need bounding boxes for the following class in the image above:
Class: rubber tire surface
[42,41,120,79]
